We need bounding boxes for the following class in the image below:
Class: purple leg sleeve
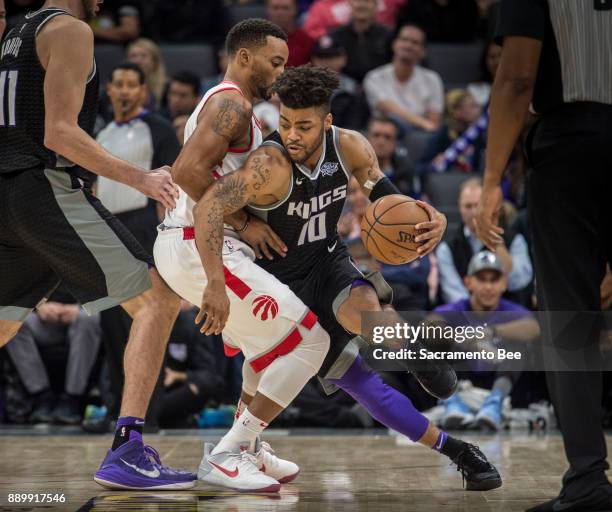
[330,356,429,442]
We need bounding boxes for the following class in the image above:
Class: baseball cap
[467,251,504,276]
[312,35,345,58]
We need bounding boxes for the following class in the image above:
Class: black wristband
[369,176,402,202]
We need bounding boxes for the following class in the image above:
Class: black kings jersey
[0,8,99,174]
[249,126,350,283]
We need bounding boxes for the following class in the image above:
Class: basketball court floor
[1,427,608,511]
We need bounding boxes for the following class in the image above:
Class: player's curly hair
[226,18,288,55]
[272,66,340,112]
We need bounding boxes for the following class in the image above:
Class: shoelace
[239,451,262,475]
[258,441,280,468]
[143,445,186,475]
[453,445,489,488]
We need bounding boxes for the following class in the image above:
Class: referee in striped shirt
[475,1,612,511]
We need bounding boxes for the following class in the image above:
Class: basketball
[360,194,430,265]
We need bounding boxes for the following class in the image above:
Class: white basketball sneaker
[198,442,280,493]
[255,438,300,484]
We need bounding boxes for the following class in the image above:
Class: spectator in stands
[173,115,189,146]
[467,40,502,108]
[164,71,201,121]
[397,0,480,43]
[126,38,167,109]
[436,178,533,305]
[367,116,416,196]
[85,63,181,434]
[433,251,540,430]
[201,48,228,94]
[0,0,6,38]
[140,0,227,45]
[419,89,486,174]
[363,24,444,133]
[328,0,392,83]
[159,301,228,429]
[339,178,430,309]
[267,0,314,67]
[310,36,370,129]
[91,0,140,44]
[5,289,102,425]
[304,0,405,40]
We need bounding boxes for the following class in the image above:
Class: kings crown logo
[320,162,339,177]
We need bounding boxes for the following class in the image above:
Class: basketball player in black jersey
[0,0,195,489]
[194,66,501,490]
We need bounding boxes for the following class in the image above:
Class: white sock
[234,398,248,423]
[212,408,268,455]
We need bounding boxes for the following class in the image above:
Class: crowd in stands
[1,0,610,434]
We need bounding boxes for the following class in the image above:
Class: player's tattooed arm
[172,91,252,203]
[340,130,388,197]
[191,148,285,335]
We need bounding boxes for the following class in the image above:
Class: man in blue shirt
[434,251,540,430]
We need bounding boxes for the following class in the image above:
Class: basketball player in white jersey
[154,19,329,493]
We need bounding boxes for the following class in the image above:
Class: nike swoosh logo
[209,461,239,478]
[328,241,337,253]
[296,177,304,185]
[120,459,160,478]
[435,438,444,450]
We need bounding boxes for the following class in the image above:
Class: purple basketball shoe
[94,431,196,490]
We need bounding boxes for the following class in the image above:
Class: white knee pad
[257,322,330,408]
[241,359,261,398]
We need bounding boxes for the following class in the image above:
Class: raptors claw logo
[252,295,279,321]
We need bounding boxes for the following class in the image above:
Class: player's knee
[337,285,382,333]
[301,322,330,372]
[124,269,180,319]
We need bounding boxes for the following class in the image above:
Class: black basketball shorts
[0,167,153,322]
[285,242,393,380]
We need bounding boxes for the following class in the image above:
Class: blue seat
[426,43,484,89]
[161,44,217,79]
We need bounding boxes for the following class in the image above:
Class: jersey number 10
[0,70,18,127]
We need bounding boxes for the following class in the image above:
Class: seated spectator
[433,251,540,430]
[339,178,431,309]
[126,38,168,109]
[267,0,315,67]
[158,302,229,429]
[201,49,228,94]
[419,89,486,174]
[467,40,502,108]
[310,36,370,129]
[163,71,202,121]
[363,24,444,133]
[328,0,392,83]
[173,115,189,145]
[436,178,533,306]
[367,116,416,196]
[303,0,406,39]
[5,290,102,425]
[397,0,480,43]
[90,0,140,44]
[140,0,228,45]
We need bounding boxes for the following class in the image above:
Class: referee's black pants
[528,102,612,498]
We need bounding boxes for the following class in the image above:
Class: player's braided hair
[226,18,288,55]
[272,66,340,112]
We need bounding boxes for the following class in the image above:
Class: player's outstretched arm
[40,17,178,209]
[172,91,252,203]
[341,129,447,257]
[192,147,289,335]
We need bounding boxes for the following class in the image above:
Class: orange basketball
[360,194,430,265]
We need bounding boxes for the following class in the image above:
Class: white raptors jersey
[164,81,263,229]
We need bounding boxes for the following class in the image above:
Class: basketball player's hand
[414,201,447,257]
[240,216,288,260]
[474,184,504,250]
[140,166,180,210]
[196,283,230,335]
